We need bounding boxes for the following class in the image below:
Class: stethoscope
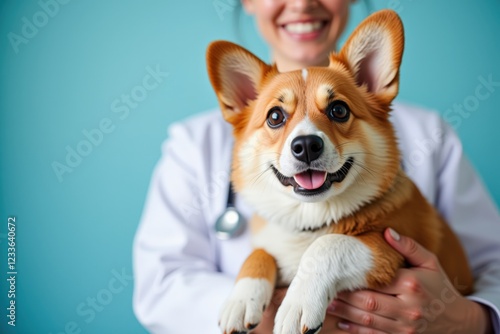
[214,182,246,240]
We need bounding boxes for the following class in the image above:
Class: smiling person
[132,1,500,333]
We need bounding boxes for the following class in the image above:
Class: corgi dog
[207,9,474,334]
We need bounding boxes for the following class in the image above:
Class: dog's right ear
[207,41,273,125]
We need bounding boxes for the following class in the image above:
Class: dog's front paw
[273,282,330,334]
[219,278,273,334]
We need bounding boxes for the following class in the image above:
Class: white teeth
[284,21,323,34]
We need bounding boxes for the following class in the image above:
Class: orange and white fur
[207,10,474,334]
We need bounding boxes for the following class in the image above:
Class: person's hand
[326,228,493,334]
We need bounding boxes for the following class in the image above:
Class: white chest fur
[252,223,328,286]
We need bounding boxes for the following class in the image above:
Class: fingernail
[338,322,349,330]
[389,228,400,241]
[327,305,335,313]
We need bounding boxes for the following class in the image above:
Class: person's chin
[286,48,330,67]
[277,37,334,67]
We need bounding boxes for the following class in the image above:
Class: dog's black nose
[291,135,324,164]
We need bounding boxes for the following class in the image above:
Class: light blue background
[1,1,499,333]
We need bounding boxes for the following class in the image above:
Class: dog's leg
[219,248,277,334]
[274,232,403,334]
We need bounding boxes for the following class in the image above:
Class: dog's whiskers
[247,166,273,188]
[352,161,377,178]
[350,164,369,186]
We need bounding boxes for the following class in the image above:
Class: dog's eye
[267,107,286,128]
[327,101,350,122]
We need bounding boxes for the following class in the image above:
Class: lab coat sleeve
[436,119,500,332]
[133,120,232,333]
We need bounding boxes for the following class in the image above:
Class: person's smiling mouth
[280,19,329,41]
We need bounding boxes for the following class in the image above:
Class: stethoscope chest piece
[214,206,245,240]
[214,182,246,240]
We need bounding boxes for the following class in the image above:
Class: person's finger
[267,287,287,312]
[335,320,388,334]
[369,268,429,297]
[331,290,402,320]
[384,228,439,270]
[328,300,394,334]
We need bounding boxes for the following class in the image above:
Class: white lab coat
[133,102,500,333]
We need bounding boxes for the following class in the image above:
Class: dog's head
[207,10,404,231]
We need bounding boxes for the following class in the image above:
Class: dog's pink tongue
[293,171,326,190]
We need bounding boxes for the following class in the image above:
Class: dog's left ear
[206,41,274,125]
[338,9,404,105]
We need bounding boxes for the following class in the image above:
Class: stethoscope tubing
[214,181,246,239]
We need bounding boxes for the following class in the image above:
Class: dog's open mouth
[272,157,354,196]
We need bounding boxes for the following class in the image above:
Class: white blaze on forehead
[302,68,308,81]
